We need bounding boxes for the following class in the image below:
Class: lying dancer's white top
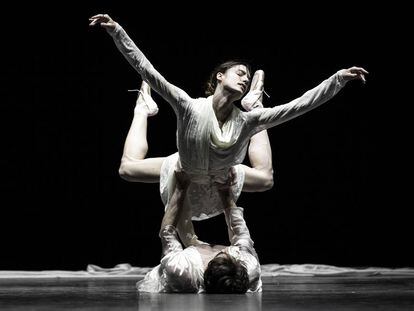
[136,206,261,293]
[109,24,347,220]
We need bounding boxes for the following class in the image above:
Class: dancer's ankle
[134,106,149,117]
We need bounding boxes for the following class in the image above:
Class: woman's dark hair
[205,60,252,96]
[204,254,249,294]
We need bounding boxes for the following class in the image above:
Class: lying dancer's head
[205,61,252,98]
[203,252,249,294]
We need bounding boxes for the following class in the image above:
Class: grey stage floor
[1,276,414,310]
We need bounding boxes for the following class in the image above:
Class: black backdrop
[1,4,411,270]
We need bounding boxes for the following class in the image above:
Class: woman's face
[219,65,251,97]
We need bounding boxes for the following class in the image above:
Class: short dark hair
[203,254,249,294]
[205,60,252,96]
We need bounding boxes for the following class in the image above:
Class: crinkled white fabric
[160,153,245,220]
[110,24,347,220]
[137,245,260,293]
[135,264,164,292]
[137,225,205,293]
[2,265,414,279]
[136,207,262,293]
[136,246,204,293]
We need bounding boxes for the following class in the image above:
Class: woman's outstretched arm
[89,14,191,116]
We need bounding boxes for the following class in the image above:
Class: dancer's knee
[118,161,135,181]
[259,170,274,191]
[118,158,162,183]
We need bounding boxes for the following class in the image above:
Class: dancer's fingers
[349,66,368,74]
[90,14,105,19]
[361,68,369,74]
[101,22,115,28]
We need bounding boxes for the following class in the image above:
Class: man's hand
[174,170,190,191]
[338,66,369,84]
[216,167,237,209]
[89,14,117,32]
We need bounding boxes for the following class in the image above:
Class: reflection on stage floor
[1,276,414,310]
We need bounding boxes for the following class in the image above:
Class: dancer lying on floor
[137,170,261,293]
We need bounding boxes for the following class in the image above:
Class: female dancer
[89,14,368,221]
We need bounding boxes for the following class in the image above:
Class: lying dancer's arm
[89,14,191,116]
[219,186,255,251]
[159,171,190,257]
[218,177,262,292]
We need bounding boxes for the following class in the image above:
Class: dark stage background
[1,4,411,270]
